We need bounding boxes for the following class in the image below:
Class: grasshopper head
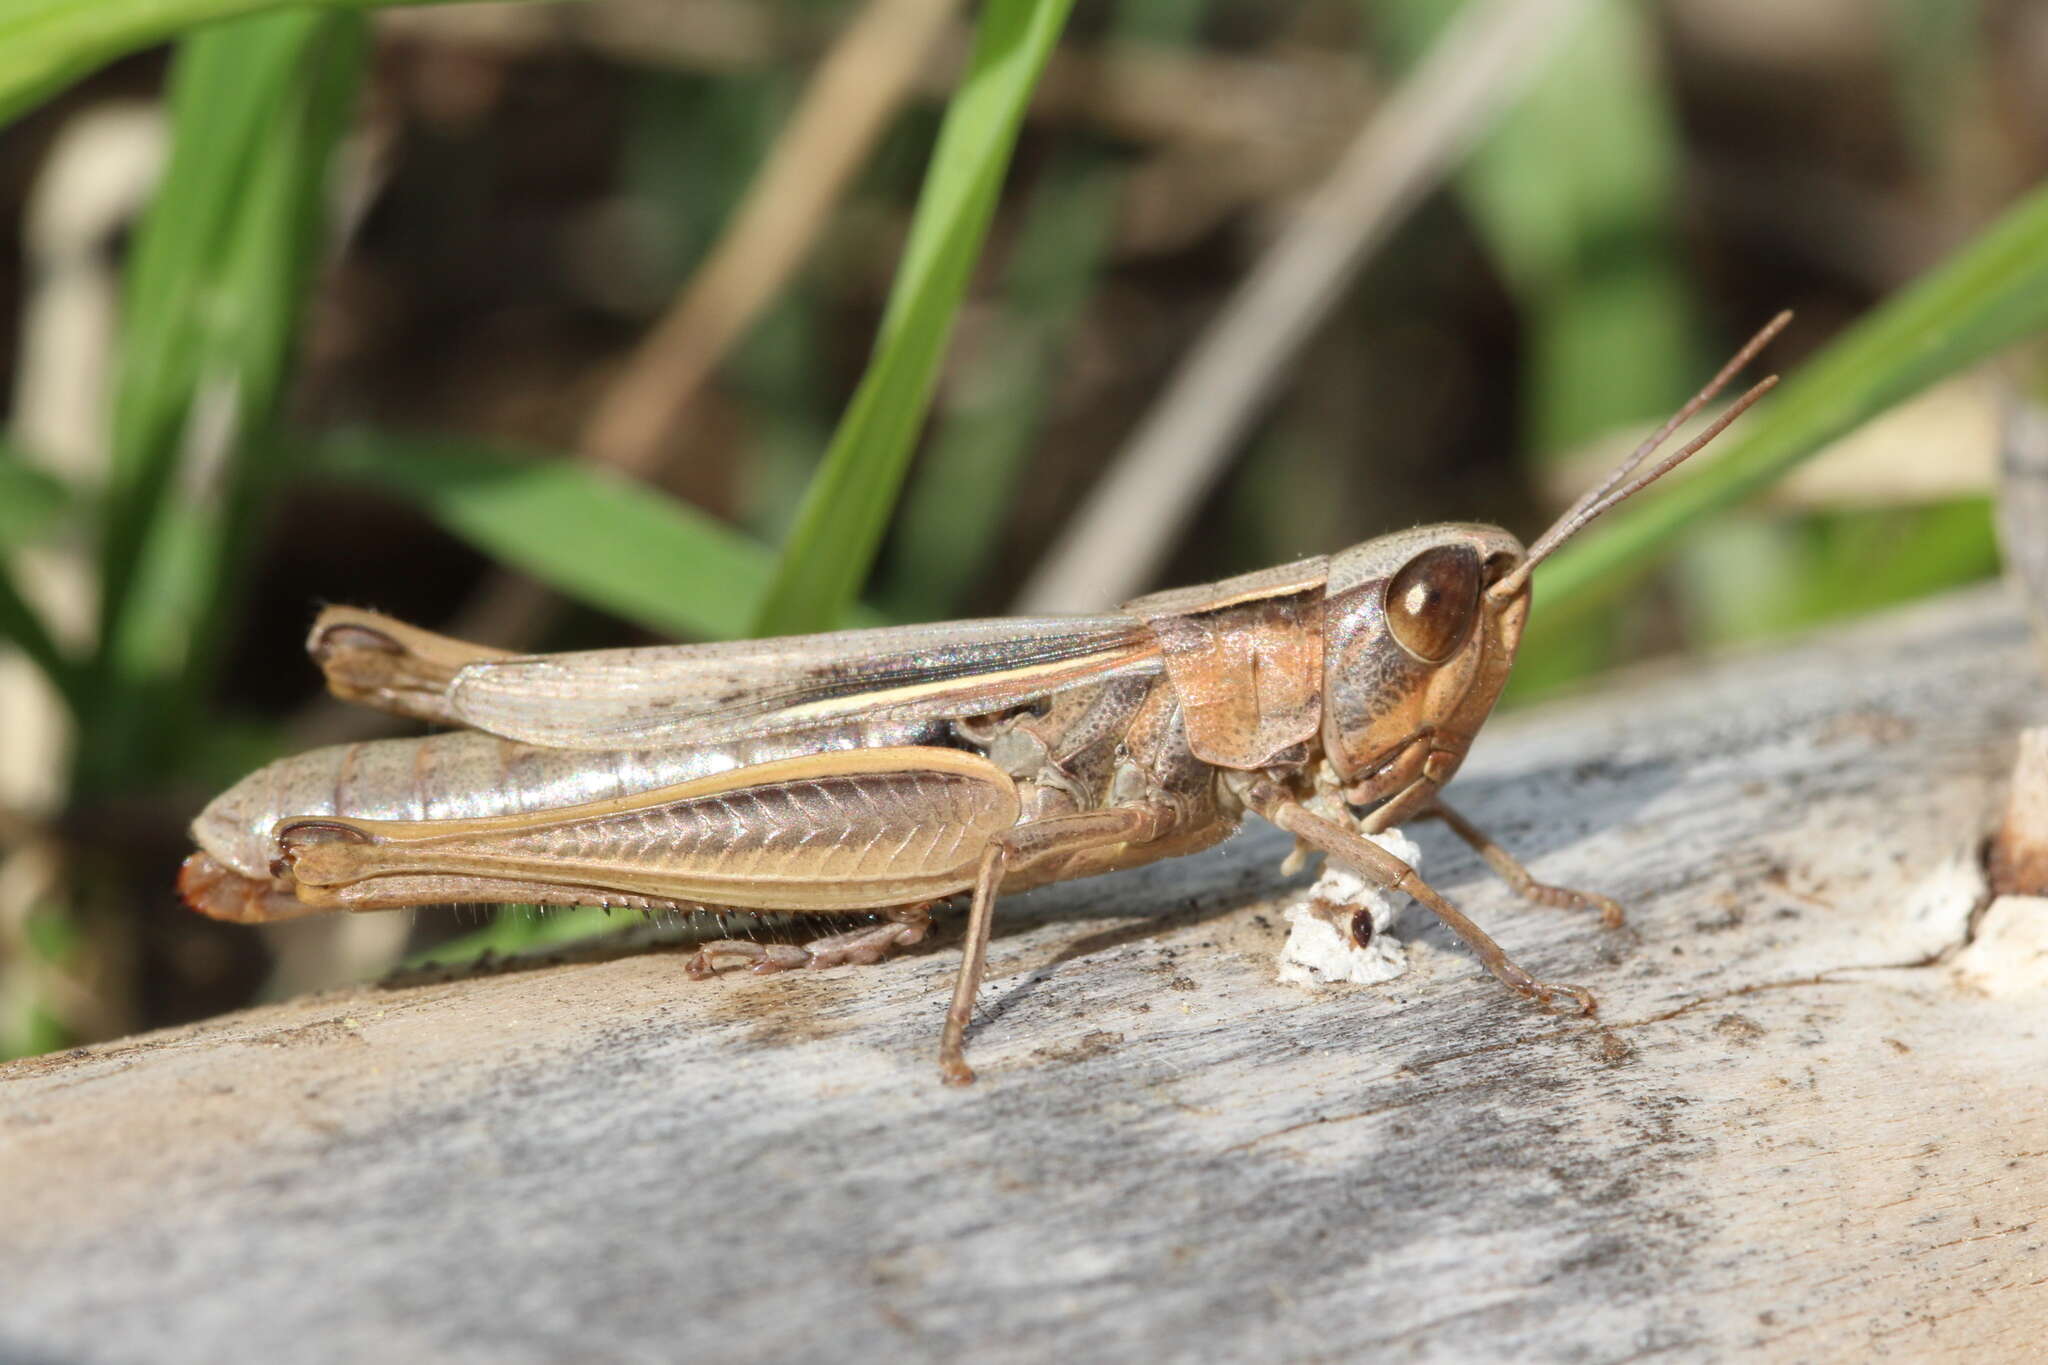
[1318,310,1790,809]
[1319,525,1527,805]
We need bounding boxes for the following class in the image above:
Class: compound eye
[1385,545,1481,663]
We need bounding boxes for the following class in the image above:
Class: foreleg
[1252,783,1596,1015]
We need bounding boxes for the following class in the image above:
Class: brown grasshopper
[181,314,1786,1083]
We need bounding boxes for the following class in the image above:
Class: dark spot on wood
[694,972,861,1049]
[1713,1014,1766,1046]
[1582,1031,1636,1066]
[1034,1030,1124,1064]
[1691,895,1746,934]
[253,1018,366,1049]
[1348,910,1374,948]
[1814,706,1916,747]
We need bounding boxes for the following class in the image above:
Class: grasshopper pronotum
[181,314,1787,1082]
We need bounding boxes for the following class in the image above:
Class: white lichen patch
[1948,895,2048,997]
[1277,828,1419,989]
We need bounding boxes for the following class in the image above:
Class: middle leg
[939,802,1178,1085]
[1419,799,1626,929]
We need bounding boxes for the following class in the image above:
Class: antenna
[1488,310,1791,602]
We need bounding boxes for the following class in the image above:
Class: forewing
[443,615,1159,749]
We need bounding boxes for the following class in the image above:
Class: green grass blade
[0,555,77,708]
[82,10,366,790]
[316,432,880,641]
[403,907,628,971]
[0,0,423,129]
[0,439,75,548]
[1682,500,1999,646]
[750,0,1077,636]
[1535,180,2048,623]
[0,444,79,700]
[100,12,364,673]
[871,0,1209,617]
[882,161,1120,618]
[173,17,369,698]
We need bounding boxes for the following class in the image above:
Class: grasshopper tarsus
[1422,799,1629,930]
[685,906,936,978]
[182,316,1790,1082]
[1524,982,1599,1016]
[1580,896,1627,933]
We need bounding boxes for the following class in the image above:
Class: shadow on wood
[4,588,2046,1362]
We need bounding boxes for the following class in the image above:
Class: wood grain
[4,588,2045,1363]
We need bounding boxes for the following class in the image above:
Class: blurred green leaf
[2,1002,70,1063]
[0,427,81,704]
[884,162,1120,617]
[1375,0,1696,453]
[318,432,882,642]
[751,0,1077,636]
[1537,181,2048,625]
[405,907,629,970]
[82,10,365,792]
[101,11,365,668]
[0,439,75,548]
[882,0,1207,616]
[1682,501,1999,646]
[0,0,414,128]
[1883,0,1985,168]
[0,555,75,707]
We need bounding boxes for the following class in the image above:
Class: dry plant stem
[385,2,1374,161]
[1016,0,1593,614]
[582,0,960,477]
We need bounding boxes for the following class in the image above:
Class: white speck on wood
[4,587,2048,1363]
[1950,895,2048,996]
[1277,831,1417,987]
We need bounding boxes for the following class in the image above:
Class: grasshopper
[181,314,1786,1083]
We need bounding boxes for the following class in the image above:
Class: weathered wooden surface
[5,588,2047,1363]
